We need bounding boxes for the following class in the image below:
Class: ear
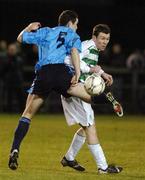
[67,21,72,27]
[92,35,97,41]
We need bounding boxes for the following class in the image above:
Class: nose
[103,42,107,46]
[103,41,108,46]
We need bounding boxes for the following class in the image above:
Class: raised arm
[17,22,41,43]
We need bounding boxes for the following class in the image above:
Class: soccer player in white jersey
[61,24,123,173]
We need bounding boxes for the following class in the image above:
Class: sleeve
[79,41,90,73]
[66,31,82,54]
[22,27,48,45]
[80,60,90,73]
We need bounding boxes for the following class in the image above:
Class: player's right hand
[71,74,80,86]
[26,22,41,32]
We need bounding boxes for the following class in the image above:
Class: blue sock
[11,117,31,152]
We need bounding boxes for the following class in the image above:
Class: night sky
[1,0,145,51]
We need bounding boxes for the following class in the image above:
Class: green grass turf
[0,114,145,180]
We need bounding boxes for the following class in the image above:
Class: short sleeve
[22,27,49,45]
[66,30,82,53]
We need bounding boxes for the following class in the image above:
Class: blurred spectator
[0,40,7,54]
[99,46,110,65]
[0,40,8,111]
[0,40,8,75]
[4,43,25,112]
[15,41,23,56]
[106,43,126,103]
[126,49,145,70]
[110,43,126,67]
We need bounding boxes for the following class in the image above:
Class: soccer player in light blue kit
[8,10,83,170]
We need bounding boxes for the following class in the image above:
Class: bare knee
[67,83,91,103]
[22,94,44,119]
[84,124,99,144]
[76,127,86,137]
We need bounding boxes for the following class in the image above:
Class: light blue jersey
[22,26,81,70]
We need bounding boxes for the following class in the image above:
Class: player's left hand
[90,65,101,73]
[71,75,79,86]
[26,22,41,32]
[101,72,113,86]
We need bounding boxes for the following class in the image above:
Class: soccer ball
[84,74,105,96]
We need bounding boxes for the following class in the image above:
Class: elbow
[17,32,23,43]
[71,47,78,53]
[17,36,22,43]
[17,36,20,42]
[71,48,79,57]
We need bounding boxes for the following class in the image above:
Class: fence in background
[0,66,145,114]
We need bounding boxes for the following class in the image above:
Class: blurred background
[0,0,145,114]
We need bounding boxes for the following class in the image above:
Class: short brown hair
[58,10,78,26]
[93,24,111,37]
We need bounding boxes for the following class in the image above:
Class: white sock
[65,133,86,161]
[88,144,108,170]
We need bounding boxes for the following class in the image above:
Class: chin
[103,47,107,50]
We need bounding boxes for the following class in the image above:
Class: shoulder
[37,27,51,33]
[65,27,80,38]
[82,40,91,51]
[82,39,97,51]
[53,26,80,37]
[34,27,51,39]
[50,26,70,35]
[82,39,94,48]
[52,26,68,32]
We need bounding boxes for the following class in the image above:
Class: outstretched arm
[80,61,113,86]
[101,72,113,86]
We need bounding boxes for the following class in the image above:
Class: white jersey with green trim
[64,39,99,83]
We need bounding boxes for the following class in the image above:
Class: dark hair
[93,24,111,37]
[58,10,78,26]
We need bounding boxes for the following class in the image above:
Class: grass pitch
[0,114,145,180]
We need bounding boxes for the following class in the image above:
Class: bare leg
[83,124,108,169]
[25,93,34,108]
[67,83,91,103]
[22,94,44,119]
[8,94,44,170]
[84,123,99,144]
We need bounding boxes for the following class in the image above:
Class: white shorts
[61,95,94,127]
